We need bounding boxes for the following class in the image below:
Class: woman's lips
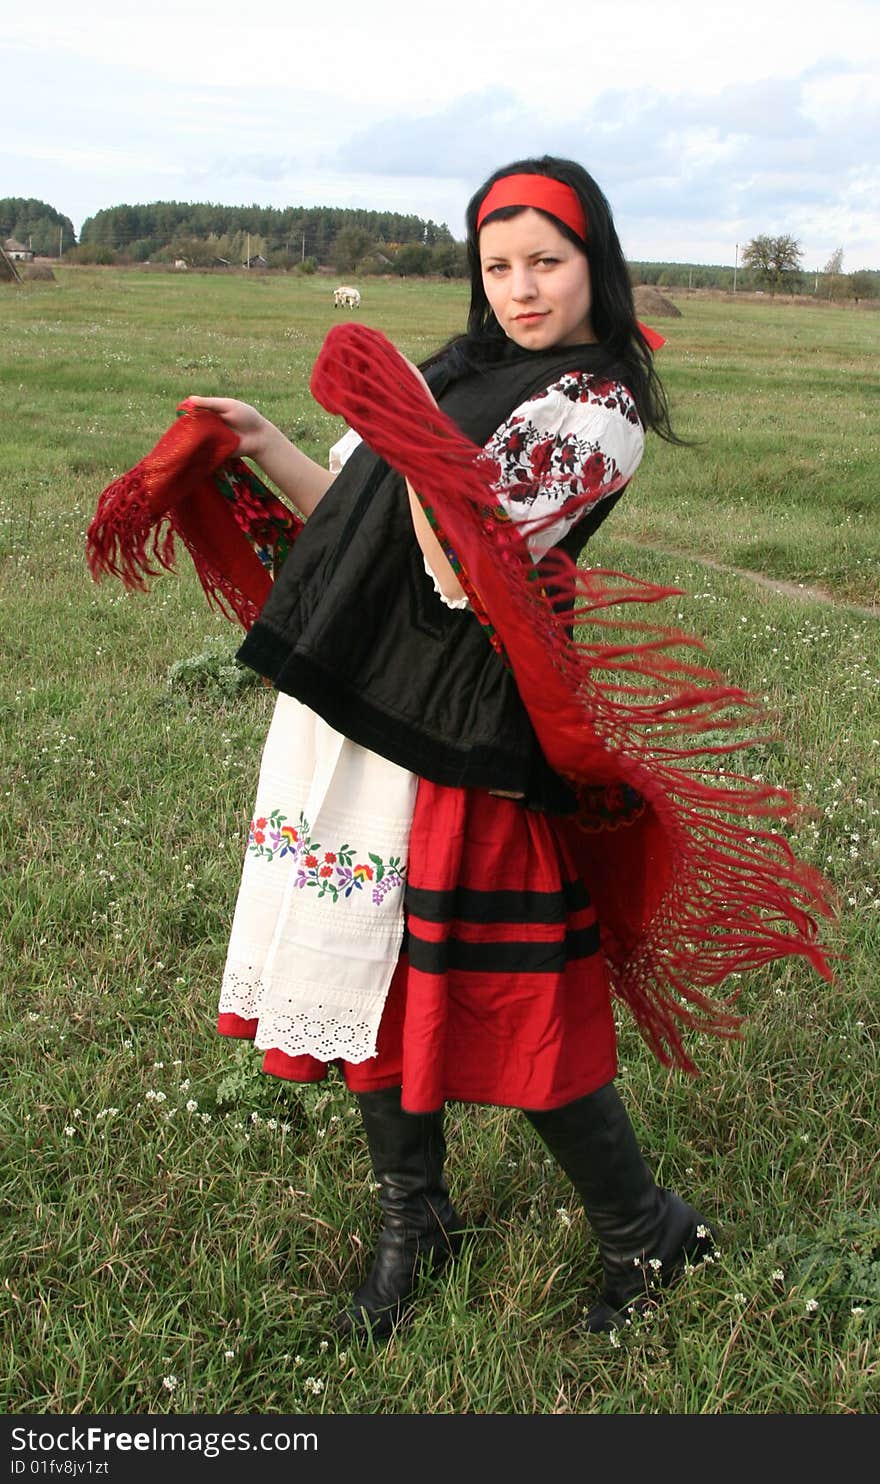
[514,312,547,322]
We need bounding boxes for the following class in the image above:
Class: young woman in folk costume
[89,156,834,1340]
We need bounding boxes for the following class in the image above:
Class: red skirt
[218,782,617,1112]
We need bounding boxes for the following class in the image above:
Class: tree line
[72,201,463,277]
[4,197,878,296]
[632,241,879,300]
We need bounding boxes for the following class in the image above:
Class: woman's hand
[186,396,334,519]
[185,396,270,459]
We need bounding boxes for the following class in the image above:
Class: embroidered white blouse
[425,371,642,603]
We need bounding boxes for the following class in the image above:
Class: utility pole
[302,231,306,262]
[59,226,63,259]
[733,243,738,295]
[246,233,250,269]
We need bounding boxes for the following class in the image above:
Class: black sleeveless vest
[237,343,631,812]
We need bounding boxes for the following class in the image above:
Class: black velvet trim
[405,923,601,975]
[405,879,591,925]
[237,625,576,806]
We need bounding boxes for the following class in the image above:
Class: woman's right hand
[185,396,271,459]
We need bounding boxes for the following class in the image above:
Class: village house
[4,238,34,262]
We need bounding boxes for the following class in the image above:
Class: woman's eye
[485,263,507,275]
[537,257,559,267]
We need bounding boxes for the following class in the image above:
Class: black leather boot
[524,1081,715,1331]
[334,1086,464,1341]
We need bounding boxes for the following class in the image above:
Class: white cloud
[3,0,879,263]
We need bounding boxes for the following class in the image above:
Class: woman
[179,156,829,1341]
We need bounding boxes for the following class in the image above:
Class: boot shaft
[355,1086,455,1232]
[524,1081,657,1217]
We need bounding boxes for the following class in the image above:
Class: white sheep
[333,285,361,308]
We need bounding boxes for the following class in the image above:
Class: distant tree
[63,243,117,265]
[823,247,845,299]
[423,219,453,248]
[131,238,160,262]
[742,233,803,295]
[849,269,879,301]
[430,239,466,277]
[333,225,375,272]
[394,242,432,276]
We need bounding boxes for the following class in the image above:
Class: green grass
[1,269,878,1415]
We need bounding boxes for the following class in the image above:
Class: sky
[4,0,880,269]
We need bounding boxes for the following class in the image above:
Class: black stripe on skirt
[405,878,591,925]
[404,923,601,975]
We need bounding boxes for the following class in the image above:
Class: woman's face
[479,208,595,350]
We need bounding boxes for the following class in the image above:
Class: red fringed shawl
[308,324,836,1072]
[86,400,302,629]
[86,334,837,1075]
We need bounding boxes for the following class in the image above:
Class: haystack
[22,262,56,283]
[633,284,681,319]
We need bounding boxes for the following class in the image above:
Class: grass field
[1,268,878,1415]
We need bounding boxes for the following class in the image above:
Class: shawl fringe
[309,323,837,1074]
[86,402,302,630]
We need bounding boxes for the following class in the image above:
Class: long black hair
[426,155,681,443]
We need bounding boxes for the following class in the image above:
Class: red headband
[477,172,667,352]
[476,173,588,242]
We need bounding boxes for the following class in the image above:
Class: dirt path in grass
[639,545,879,620]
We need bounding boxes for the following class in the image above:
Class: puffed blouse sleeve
[425,370,644,608]
[479,370,645,558]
